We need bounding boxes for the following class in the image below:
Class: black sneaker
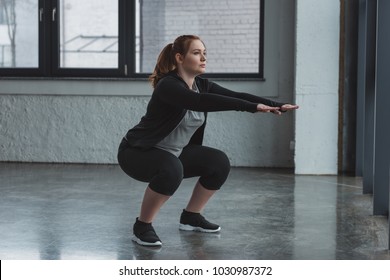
[132,218,162,246]
[179,209,221,233]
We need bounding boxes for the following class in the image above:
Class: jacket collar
[167,71,200,90]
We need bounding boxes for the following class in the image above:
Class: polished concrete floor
[0,162,389,260]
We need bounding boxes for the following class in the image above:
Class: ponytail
[149,35,203,88]
[149,43,175,88]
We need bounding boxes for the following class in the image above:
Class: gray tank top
[154,82,205,157]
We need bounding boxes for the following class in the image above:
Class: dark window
[0,0,264,79]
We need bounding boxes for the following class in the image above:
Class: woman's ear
[175,53,183,65]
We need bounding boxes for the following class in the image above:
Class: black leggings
[117,141,231,196]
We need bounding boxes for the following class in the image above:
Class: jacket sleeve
[208,81,286,108]
[156,77,259,113]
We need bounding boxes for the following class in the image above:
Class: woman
[118,35,298,246]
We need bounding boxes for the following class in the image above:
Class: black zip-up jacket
[123,71,286,150]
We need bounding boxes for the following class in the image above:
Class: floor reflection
[293,175,337,259]
[0,163,388,260]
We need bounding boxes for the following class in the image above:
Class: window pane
[0,0,38,68]
[137,0,260,74]
[60,0,118,68]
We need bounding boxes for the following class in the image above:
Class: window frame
[0,0,45,76]
[0,0,264,80]
[50,0,127,78]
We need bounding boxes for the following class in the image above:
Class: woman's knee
[219,150,231,171]
[149,161,184,196]
[214,149,231,177]
[201,150,231,190]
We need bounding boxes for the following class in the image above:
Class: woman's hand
[280,104,299,112]
[257,104,281,114]
[257,103,299,115]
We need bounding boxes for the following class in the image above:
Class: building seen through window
[0,0,263,77]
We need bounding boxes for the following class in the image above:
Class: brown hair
[149,35,203,88]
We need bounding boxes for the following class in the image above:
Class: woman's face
[178,39,207,75]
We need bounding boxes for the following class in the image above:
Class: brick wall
[140,0,260,73]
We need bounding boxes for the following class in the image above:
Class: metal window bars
[60,34,118,53]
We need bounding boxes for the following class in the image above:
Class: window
[0,1,6,24]
[59,0,118,68]
[53,0,124,77]
[0,0,264,78]
[0,0,38,68]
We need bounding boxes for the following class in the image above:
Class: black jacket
[123,71,285,149]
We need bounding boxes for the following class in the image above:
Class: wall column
[294,0,340,174]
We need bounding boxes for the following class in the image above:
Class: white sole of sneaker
[179,223,221,233]
[132,235,162,246]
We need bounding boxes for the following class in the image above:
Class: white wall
[0,0,296,167]
[294,0,340,174]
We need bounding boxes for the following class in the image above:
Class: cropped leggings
[117,141,231,196]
